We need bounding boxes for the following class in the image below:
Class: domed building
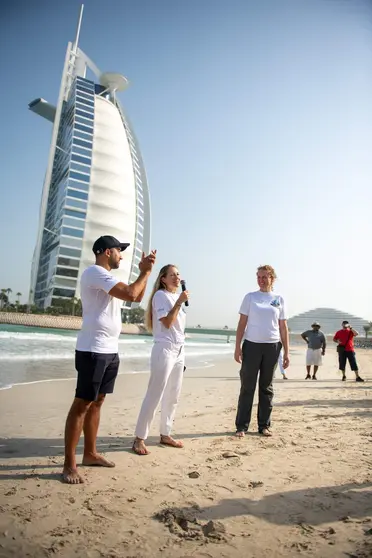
[288,308,370,335]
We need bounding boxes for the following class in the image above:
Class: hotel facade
[29,6,150,308]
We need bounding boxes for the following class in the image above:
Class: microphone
[180,280,189,307]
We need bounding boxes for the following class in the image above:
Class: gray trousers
[235,340,282,432]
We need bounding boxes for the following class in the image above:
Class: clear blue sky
[1,0,372,327]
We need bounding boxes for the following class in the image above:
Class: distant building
[288,308,369,335]
[28,6,150,309]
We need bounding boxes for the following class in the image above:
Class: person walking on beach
[62,236,156,484]
[132,265,189,455]
[234,265,289,437]
[301,322,326,380]
[333,320,364,382]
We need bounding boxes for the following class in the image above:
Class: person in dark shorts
[333,320,364,383]
[62,236,156,484]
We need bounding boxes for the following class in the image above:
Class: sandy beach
[0,346,371,558]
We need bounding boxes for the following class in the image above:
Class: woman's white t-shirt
[239,290,287,343]
[152,290,186,345]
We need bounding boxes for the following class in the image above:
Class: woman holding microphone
[132,265,189,455]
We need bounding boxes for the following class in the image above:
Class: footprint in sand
[222,451,239,458]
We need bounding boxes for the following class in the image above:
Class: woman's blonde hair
[257,264,277,283]
[145,264,177,332]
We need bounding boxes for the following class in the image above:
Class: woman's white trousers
[135,342,185,440]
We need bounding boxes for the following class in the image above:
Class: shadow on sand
[159,481,372,527]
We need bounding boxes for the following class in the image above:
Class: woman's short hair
[257,264,277,282]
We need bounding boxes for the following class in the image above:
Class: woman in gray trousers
[234,265,290,437]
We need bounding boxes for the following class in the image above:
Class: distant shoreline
[1,312,370,347]
[0,312,147,335]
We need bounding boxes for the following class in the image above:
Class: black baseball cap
[92,235,130,255]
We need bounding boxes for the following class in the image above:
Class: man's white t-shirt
[239,290,287,343]
[76,265,122,354]
[152,290,186,345]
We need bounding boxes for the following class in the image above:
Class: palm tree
[0,288,8,310]
[5,288,12,303]
[15,292,22,312]
[363,323,372,339]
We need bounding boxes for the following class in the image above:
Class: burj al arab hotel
[28,5,151,309]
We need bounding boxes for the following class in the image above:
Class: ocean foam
[0,331,147,344]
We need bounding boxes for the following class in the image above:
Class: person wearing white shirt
[62,235,156,484]
[234,265,289,437]
[133,264,189,455]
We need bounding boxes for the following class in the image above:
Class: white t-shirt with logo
[239,290,287,343]
[152,290,186,345]
[76,265,122,354]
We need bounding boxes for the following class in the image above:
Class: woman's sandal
[160,435,184,448]
[132,439,150,455]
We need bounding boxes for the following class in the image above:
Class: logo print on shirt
[270,298,281,308]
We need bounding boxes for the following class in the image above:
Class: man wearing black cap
[333,321,364,382]
[62,235,156,484]
[301,322,326,380]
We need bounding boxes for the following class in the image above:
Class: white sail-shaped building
[29,5,150,309]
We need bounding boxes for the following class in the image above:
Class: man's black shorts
[75,351,120,401]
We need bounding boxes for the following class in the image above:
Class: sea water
[0,325,233,390]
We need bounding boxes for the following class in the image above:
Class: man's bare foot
[62,466,84,484]
[82,453,115,467]
[132,438,150,455]
[160,435,184,448]
[235,431,245,438]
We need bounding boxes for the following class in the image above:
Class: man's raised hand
[139,250,157,273]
